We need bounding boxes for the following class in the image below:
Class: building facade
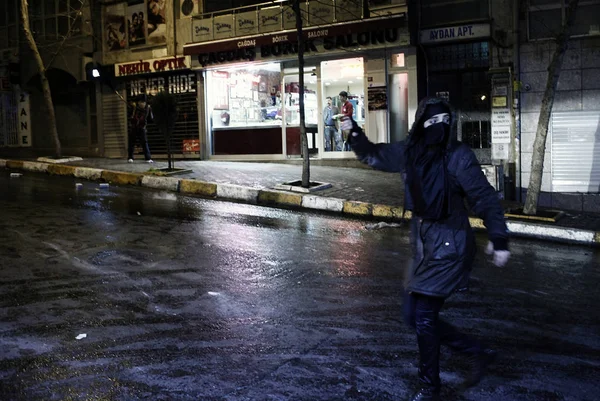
[0,0,98,158]
[518,0,600,211]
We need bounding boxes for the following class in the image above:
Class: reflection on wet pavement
[0,171,599,401]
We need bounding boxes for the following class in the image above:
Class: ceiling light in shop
[356,76,362,80]
[325,82,331,86]
[348,81,353,84]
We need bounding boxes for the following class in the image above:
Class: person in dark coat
[128,95,154,163]
[347,97,510,401]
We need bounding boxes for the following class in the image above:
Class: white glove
[485,241,510,267]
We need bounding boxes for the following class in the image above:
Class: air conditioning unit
[180,0,199,17]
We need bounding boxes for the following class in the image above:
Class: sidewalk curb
[2,158,599,247]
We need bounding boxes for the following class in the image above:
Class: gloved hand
[485,241,510,267]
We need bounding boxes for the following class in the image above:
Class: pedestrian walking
[128,95,154,163]
[347,97,510,401]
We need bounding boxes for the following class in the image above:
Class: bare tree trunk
[20,0,62,158]
[293,0,310,188]
[523,0,579,215]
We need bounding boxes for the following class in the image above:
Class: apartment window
[529,0,600,40]
[31,0,83,41]
[420,0,489,28]
[0,1,19,50]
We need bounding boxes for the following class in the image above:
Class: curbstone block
[343,201,373,216]
[22,161,49,173]
[507,221,595,244]
[47,164,76,176]
[74,167,103,181]
[141,175,180,192]
[595,231,600,245]
[216,184,259,203]
[101,170,142,186]
[0,159,7,168]
[6,160,24,169]
[258,190,303,207]
[372,204,404,220]
[301,195,344,212]
[180,179,217,197]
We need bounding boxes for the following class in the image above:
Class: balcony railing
[191,0,406,43]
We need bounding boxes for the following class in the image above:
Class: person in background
[323,96,341,151]
[338,91,353,150]
[347,97,510,401]
[128,95,154,164]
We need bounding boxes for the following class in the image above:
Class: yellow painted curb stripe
[47,164,76,176]
[469,217,485,229]
[6,160,24,169]
[101,170,142,186]
[594,232,600,244]
[343,201,373,216]
[180,179,217,197]
[372,204,404,220]
[258,190,303,206]
[504,213,557,223]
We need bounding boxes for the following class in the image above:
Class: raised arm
[348,120,405,173]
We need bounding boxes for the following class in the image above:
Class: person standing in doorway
[347,97,510,401]
[339,91,353,150]
[128,95,154,163]
[323,96,341,151]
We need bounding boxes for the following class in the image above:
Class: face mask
[423,123,449,145]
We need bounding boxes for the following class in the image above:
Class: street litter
[99,183,109,188]
[75,183,83,189]
[75,333,87,340]
[10,173,22,178]
[365,222,403,230]
[137,211,141,216]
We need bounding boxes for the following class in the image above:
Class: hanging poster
[104,4,127,51]
[147,0,167,44]
[368,86,387,111]
[127,1,146,47]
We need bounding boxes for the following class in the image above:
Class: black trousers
[128,128,152,161]
[403,291,483,390]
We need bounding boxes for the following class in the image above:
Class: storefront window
[207,63,282,129]
[321,57,364,152]
[206,63,284,155]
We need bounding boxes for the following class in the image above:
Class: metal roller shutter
[144,90,199,157]
[102,86,127,158]
[551,111,600,193]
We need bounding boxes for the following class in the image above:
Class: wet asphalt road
[0,171,599,401]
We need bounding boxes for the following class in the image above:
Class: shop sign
[420,23,490,45]
[185,15,406,57]
[183,139,200,154]
[236,11,258,36]
[258,7,282,33]
[0,75,10,92]
[18,90,32,147]
[195,25,405,67]
[127,73,197,97]
[491,108,511,144]
[115,56,192,77]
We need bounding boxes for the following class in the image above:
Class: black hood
[406,97,457,150]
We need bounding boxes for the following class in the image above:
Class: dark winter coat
[349,97,509,298]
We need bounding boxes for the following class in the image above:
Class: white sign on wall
[18,89,31,147]
[491,108,511,144]
[492,143,509,160]
[420,23,490,44]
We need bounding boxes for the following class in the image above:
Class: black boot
[463,349,497,388]
[407,387,440,401]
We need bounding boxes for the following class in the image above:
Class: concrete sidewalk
[1,157,599,246]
